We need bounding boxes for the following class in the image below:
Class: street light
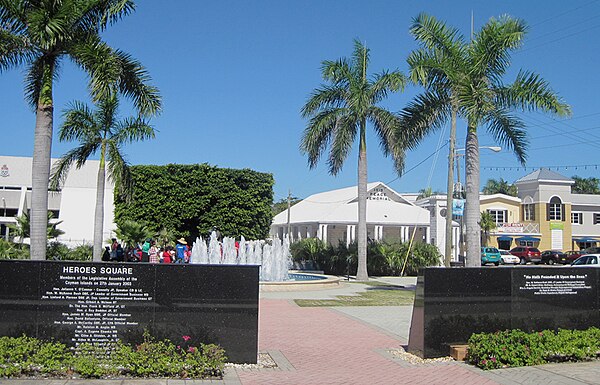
[445,146,501,264]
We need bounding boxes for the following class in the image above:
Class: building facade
[0,156,116,247]
[270,182,461,263]
[486,168,599,251]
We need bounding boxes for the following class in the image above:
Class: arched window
[547,196,564,221]
[522,196,535,221]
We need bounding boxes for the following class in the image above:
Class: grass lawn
[294,281,415,307]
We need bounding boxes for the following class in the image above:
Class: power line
[484,164,600,172]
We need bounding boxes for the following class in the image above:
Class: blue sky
[2,0,600,203]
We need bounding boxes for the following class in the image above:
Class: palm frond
[496,70,572,117]
[367,106,406,174]
[113,49,162,116]
[69,34,120,101]
[321,58,352,85]
[24,56,60,108]
[300,84,346,117]
[398,90,450,150]
[351,39,370,81]
[60,100,99,141]
[49,144,98,190]
[74,0,135,32]
[410,13,465,53]
[370,70,407,104]
[300,108,343,169]
[113,116,154,144]
[328,115,357,175]
[470,15,526,81]
[485,108,527,164]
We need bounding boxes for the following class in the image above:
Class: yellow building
[486,168,598,252]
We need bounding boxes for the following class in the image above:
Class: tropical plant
[416,187,441,200]
[403,14,570,266]
[7,211,64,246]
[49,94,154,261]
[272,196,302,216]
[115,220,152,248]
[300,39,408,281]
[0,0,161,261]
[156,227,176,249]
[571,176,600,194]
[482,178,517,196]
[479,211,496,247]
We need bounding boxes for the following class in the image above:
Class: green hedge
[290,239,441,276]
[0,332,226,378]
[114,164,274,240]
[468,327,600,369]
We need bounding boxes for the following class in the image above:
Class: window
[487,209,507,225]
[547,197,563,221]
[523,204,535,221]
[571,212,583,225]
[594,213,600,225]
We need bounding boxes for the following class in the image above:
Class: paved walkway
[2,277,599,385]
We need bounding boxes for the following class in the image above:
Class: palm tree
[50,94,154,261]
[479,211,496,247]
[482,178,517,196]
[115,219,152,248]
[403,14,570,266]
[8,211,64,247]
[0,0,161,260]
[572,176,600,194]
[300,39,408,281]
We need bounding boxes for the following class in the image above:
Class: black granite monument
[0,260,259,363]
[408,267,600,358]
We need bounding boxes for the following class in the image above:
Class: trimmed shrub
[468,327,600,369]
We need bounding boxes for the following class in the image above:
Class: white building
[0,156,116,247]
[270,182,460,260]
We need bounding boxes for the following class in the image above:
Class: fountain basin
[260,272,341,291]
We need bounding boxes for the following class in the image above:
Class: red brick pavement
[237,299,498,385]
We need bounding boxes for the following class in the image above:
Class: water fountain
[190,232,293,282]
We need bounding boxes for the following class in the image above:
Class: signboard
[497,223,524,233]
[452,199,465,216]
[0,260,260,363]
[550,222,564,230]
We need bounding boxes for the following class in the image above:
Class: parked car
[541,250,567,265]
[499,249,520,265]
[509,246,542,264]
[563,250,584,264]
[571,254,600,266]
[481,247,501,266]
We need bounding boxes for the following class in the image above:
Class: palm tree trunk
[444,107,457,267]
[93,146,106,261]
[464,127,481,267]
[30,69,54,260]
[356,120,369,281]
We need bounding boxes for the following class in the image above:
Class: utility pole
[286,189,291,241]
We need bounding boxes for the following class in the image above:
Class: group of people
[102,237,192,264]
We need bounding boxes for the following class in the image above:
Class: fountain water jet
[191,232,292,282]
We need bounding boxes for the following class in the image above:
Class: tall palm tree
[406,13,468,267]
[461,16,570,265]
[0,0,161,260]
[301,39,408,281]
[50,94,154,261]
[403,14,570,266]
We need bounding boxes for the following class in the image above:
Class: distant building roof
[272,182,430,225]
[515,168,573,184]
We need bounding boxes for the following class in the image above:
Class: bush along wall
[468,327,600,370]
[0,332,226,379]
[290,239,441,276]
[114,164,274,240]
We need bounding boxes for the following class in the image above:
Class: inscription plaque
[0,260,259,363]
